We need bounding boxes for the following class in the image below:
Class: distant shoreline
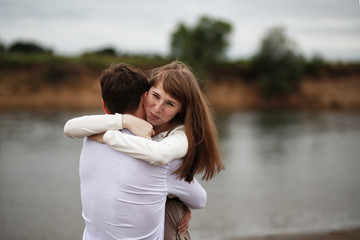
[1,62,360,111]
[1,76,360,112]
[206,73,360,112]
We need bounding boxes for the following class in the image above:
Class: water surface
[0,110,359,240]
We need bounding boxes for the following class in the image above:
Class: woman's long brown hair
[149,61,224,182]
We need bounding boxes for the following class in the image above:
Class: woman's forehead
[151,82,181,102]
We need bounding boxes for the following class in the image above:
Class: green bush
[8,41,53,54]
[305,54,325,76]
[82,47,117,56]
[40,64,70,85]
[0,42,5,53]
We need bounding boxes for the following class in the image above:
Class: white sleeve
[166,160,207,209]
[64,114,123,138]
[103,126,188,165]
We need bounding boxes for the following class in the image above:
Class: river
[0,110,359,240]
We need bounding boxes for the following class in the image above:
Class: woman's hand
[88,133,105,143]
[178,205,191,235]
[122,114,155,139]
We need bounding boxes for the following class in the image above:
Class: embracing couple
[64,61,224,239]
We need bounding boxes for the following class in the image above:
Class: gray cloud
[0,0,359,60]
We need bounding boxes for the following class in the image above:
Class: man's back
[80,136,167,240]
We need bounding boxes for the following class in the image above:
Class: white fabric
[64,113,123,139]
[79,131,206,240]
[63,114,188,165]
[104,125,187,165]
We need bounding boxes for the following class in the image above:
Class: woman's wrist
[122,114,130,129]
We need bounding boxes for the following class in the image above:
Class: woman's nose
[154,102,162,112]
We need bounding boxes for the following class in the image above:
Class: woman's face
[145,81,182,131]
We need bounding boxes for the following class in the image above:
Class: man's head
[100,63,149,115]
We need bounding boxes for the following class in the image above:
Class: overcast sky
[0,0,359,61]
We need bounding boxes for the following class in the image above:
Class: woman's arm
[64,114,153,139]
[64,114,123,138]
[64,114,187,164]
[103,125,188,165]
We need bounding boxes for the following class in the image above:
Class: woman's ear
[102,100,111,114]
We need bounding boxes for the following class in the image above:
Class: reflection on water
[192,111,360,239]
[1,110,360,240]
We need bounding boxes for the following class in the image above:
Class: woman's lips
[149,112,160,120]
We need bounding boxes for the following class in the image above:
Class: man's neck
[123,110,145,120]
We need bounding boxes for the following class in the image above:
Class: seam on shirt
[164,163,170,195]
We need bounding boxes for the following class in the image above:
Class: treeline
[0,41,53,54]
[1,16,359,97]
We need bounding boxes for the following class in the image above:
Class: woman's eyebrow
[167,99,178,106]
[151,90,159,95]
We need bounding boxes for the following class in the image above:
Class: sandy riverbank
[1,76,360,112]
[231,228,360,240]
[205,74,360,112]
[0,63,360,111]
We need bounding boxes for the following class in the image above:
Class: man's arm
[166,159,207,209]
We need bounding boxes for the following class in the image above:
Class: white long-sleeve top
[64,114,188,165]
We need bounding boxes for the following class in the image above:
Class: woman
[64,61,224,238]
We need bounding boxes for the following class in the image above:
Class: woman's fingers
[178,206,191,234]
[123,114,153,138]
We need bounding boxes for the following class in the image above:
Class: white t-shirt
[79,132,206,240]
[65,114,206,239]
[64,114,188,165]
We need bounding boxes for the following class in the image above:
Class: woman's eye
[167,102,175,107]
[152,94,159,99]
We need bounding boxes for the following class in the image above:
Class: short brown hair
[100,63,149,114]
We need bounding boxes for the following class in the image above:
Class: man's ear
[142,92,148,109]
[102,100,111,114]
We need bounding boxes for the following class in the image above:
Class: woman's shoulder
[154,124,185,140]
[171,124,185,132]
[167,124,185,136]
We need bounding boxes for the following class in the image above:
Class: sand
[230,228,360,240]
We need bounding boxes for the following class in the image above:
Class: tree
[0,42,4,53]
[252,26,304,97]
[8,41,52,54]
[170,16,232,72]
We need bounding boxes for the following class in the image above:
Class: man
[64,63,206,239]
